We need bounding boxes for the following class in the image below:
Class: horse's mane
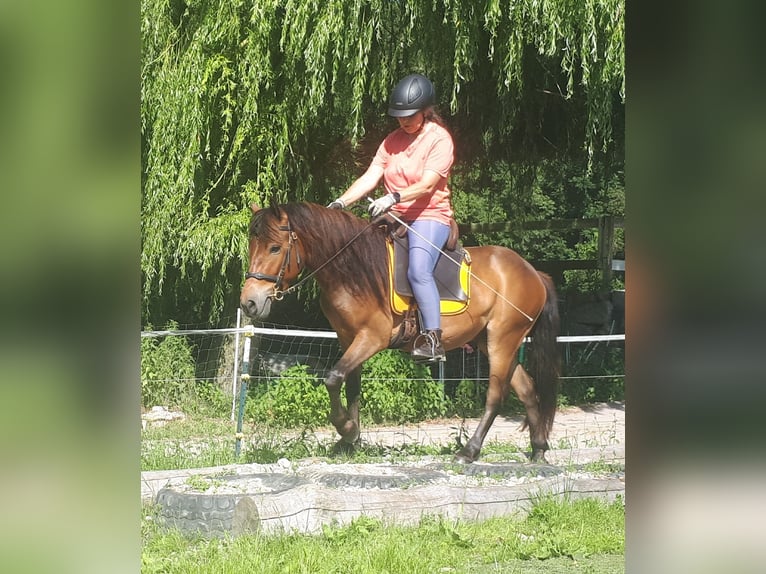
[249,202,389,306]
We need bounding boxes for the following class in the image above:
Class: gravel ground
[142,402,625,502]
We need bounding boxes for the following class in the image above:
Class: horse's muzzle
[239,292,272,320]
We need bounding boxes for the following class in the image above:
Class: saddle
[377,216,471,349]
[383,218,472,317]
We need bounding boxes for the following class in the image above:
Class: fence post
[438,360,445,402]
[234,333,252,458]
[597,215,615,291]
[231,308,241,421]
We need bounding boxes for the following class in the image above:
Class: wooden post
[597,216,615,292]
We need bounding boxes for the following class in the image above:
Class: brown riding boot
[412,329,446,363]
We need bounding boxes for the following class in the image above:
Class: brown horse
[239,202,560,463]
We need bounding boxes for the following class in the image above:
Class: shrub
[141,322,196,409]
[361,350,446,424]
[448,379,485,418]
[246,364,329,427]
[559,344,625,406]
[188,378,230,417]
[243,351,447,428]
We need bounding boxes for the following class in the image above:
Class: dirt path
[336,401,625,465]
[142,402,625,502]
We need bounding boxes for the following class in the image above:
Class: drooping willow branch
[141,0,624,319]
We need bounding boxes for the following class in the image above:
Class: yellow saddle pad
[386,238,471,316]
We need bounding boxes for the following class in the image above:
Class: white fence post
[231,308,241,421]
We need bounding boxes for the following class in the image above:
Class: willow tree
[141,0,624,324]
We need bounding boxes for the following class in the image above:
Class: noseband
[245,221,302,301]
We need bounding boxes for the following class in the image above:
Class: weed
[578,461,624,475]
[556,436,577,450]
[185,474,214,492]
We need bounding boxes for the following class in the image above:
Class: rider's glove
[368,194,398,218]
[327,199,346,210]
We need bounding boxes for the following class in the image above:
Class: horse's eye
[269,245,281,254]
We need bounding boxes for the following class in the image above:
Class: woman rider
[328,73,455,363]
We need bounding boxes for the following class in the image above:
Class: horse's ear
[250,203,260,214]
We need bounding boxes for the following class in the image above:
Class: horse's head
[239,203,304,320]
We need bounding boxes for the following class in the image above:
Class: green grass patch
[142,497,624,573]
[141,417,234,441]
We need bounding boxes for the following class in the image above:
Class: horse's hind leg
[454,343,514,464]
[510,363,550,462]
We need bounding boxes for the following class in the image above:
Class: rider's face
[397,111,425,135]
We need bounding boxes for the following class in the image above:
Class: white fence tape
[141,325,624,343]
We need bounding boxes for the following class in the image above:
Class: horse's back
[463,245,547,317]
[465,244,541,279]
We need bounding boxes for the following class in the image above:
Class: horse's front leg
[324,366,358,443]
[454,378,508,464]
[344,366,362,442]
[324,338,382,444]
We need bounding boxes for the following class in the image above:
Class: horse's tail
[525,272,561,436]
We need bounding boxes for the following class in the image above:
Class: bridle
[244,221,302,301]
[244,210,379,301]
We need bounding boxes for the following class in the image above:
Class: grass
[142,496,624,573]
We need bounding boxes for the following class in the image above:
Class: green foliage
[141,432,235,472]
[518,496,625,558]
[361,350,446,424]
[140,322,230,415]
[246,364,329,427]
[453,158,624,295]
[559,344,625,406]
[242,427,335,465]
[189,378,231,417]
[449,379,484,418]
[140,323,197,408]
[141,0,625,325]
[242,351,445,429]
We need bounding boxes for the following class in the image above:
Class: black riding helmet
[387,73,435,117]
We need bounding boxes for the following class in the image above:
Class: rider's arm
[395,169,442,203]
[335,164,385,208]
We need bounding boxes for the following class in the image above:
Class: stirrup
[412,353,445,364]
[412,331,446,363]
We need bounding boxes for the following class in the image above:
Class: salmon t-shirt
[371,121,454,225]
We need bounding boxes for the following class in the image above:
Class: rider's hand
[327,199,346,210]
[368,194,398,218]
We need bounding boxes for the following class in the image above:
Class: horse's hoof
[339,421,360,444]
[529,451,548,464]
[453,450,475,465]
[332,440,356,456]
